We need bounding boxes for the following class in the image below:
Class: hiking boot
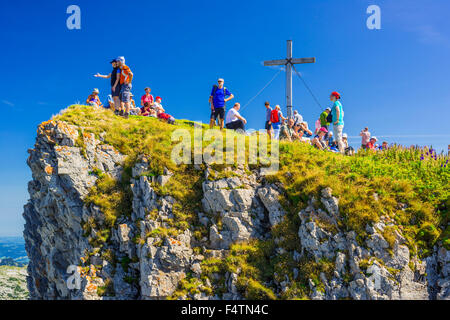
[123,112,129,119]
[114,110,119,116]
[119,110,124,116]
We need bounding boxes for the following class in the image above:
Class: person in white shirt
[225,103,247,131]
[293,110,303,127]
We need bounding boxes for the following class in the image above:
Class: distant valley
[0,236,28,267]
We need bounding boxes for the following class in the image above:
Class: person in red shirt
[366,137,378,150]
[141,87,154,107]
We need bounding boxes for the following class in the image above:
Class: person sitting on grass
[312,127,329,150]
[378,141,389,151]
[225,103,247,132]
[141,87,154,108]
[295,121,313,138]
[154,97,175,124]
[129,93,141,115]
[140,102,157,117]
[342,133,355,156]
[104,94,114,109]
[280,118,300,141]
[366,136,378,150]
[327,131,339,152]
[86,88,103,108]
[297,129,312,144]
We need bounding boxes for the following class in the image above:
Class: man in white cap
[209,78,234,129]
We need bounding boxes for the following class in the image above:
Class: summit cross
[264,40,316,119]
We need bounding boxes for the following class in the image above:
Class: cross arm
[291,57,316,64]
[263,59,288,66]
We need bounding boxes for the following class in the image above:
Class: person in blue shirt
[209,78,234,129]
[330,91,345,154]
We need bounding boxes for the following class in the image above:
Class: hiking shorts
[120,83,132,103]
[211,107,225,121]
[111,83,121,97]
[265,121,272,131]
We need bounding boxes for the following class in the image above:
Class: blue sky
[0,0,449,236]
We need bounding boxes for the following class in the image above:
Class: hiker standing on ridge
[360,127,371,149]
[264,102,273,138]
[94,59,122,115]
[319,107,331,130]
[330,91,344,153]
[271,105,287,140]
[209,78,234,130]
[117,57,134,119]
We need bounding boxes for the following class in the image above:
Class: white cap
[218,78,224,82]
[93,88,99,94]
[343,133,348,138]
[117,56,125,64]
[372,136,378,141]
[326,107,331,111]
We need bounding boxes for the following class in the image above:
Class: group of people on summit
[89,56,175,124]
[208,78,354,155]
[86,62,389,155]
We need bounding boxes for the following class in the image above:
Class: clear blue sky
[1,0,449,236]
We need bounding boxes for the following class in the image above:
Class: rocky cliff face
[23,119,449,300]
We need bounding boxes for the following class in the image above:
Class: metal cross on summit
[264,40,316,119]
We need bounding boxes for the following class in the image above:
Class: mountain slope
[23,105,449,300]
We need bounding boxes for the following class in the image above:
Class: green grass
[52,104,449,299]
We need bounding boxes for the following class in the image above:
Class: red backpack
[270,109,280,123]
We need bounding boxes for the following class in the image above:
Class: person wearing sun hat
[86,88,102,108]
[367,136,378,150]
[312,126,329,150]
[129,93,141,115]
[330,91,344,154]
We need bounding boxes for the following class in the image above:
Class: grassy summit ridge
[54,105,449,299]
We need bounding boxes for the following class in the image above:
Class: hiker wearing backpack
[330,91,345,153]
[271,105,287,140]
[209,78,234,130]
[117,57,134,118]
[319,107,331,129]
